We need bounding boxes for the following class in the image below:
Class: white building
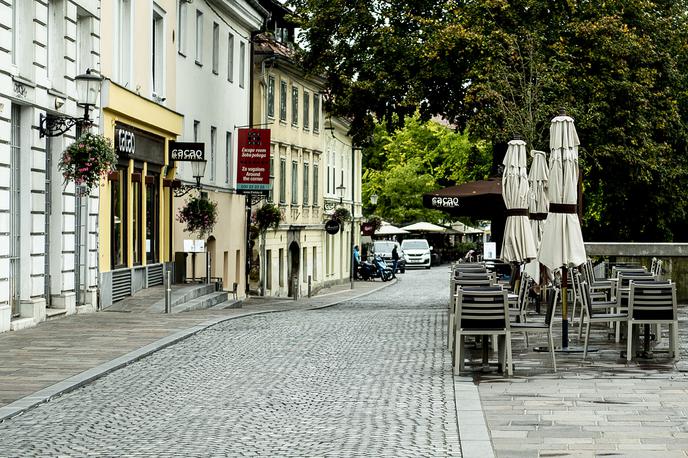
[0,0,101,332]
[173,0,267,296]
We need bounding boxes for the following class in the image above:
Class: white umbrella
[402,221,449,233]
[528,150,549,245]
[375,224,409,236]
[524,149,549,284]
[536,113,586,349]
[537,116,586,270]
[500,139,537,263]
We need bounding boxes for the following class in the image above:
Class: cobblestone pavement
[0,269,462,457]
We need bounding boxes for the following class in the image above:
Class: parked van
[400,239,432,269]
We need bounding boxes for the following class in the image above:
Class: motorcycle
[358,255,393,282]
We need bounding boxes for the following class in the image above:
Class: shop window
[145,175,159,263]
[132,172,142,265]
[111,167,127,268]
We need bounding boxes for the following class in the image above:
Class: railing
[585,243,688,301]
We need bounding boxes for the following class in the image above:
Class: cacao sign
[325,219,340,235]
[115,127,136,157]
[431,196,460,208]
[169,141,205,161]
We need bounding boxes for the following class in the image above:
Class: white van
[400,239,432,269]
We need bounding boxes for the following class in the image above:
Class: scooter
[372,255,394,282]
[358,255,393,281]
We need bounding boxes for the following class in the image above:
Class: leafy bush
[256,203,282,232]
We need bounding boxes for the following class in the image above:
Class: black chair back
[456,287,509,330]
[629,281,676,320]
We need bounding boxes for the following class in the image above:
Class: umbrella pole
[561,266,569,349]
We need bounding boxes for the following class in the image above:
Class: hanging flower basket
[177,196,218,237]
[256,203,282,232]
[58,133,117,194]
[332,207,352,223]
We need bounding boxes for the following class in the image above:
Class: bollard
[308,275,312,298]
[206,252,211,284]
[165,270,172,313]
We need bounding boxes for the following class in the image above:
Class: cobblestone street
[0,269,462,457]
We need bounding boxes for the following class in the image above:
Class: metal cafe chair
[453,286,513,376]
[448,275,495,350]
[627,280,679,361]
[579,280,629,359]
[511,286,559,372]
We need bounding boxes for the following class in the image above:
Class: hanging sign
[115,126,136,157]
[169,141,205,161]
[360,222,375,236]
[325,220,340,235]
[236,128,271,194]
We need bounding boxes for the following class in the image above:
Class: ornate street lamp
[173,159,208,197]
[39,69,104,137]
[336,183,346,205]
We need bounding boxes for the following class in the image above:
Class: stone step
[172,291,229,313]
[147,283,219,313]
[45,308,68,321]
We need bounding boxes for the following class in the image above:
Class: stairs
[104,282,239,314]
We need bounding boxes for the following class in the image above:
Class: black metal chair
[627,280,678,361]
[453,286,512,376]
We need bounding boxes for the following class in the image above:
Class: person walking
[353,245,361,280]
[391,246,399,279]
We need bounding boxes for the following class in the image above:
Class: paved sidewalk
[0,279,392,420]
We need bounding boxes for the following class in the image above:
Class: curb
[453,376,496,458]
[0,279,396,422]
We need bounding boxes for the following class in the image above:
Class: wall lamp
[39,69,104,138]
[173,160,207,197]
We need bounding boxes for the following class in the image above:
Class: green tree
[362,115,491,224]
[289,0,688,241]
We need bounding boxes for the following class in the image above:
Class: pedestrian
[353,245,361,280]
[391,246,399,279]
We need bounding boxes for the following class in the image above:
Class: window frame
[212,22,219,74]
[303,162,309,206]
[267,75,275,118]
[291,85,299,127]
[291,159,299,205]
[195,9,203,65]
[313,93,321,133]
[279,80,287,122]
[239,41,246,88]
[279,158,286,204]
[227,33,234,82]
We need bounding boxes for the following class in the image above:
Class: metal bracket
[173,184,200,198]
[39,113,89,138]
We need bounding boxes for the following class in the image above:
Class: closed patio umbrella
[524,149,549,284]
[537,112,586,349]
[500,139,537,263]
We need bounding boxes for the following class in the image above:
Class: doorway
[288,241,300,298]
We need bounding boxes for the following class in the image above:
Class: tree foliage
[288,0,688,241]
[362,115,491,225]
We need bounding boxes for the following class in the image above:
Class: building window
[76,12,91,75]
[48,0,66,90]
[212,22,219,74]
[111,168,127,268]
[312,247,317,281]
[303,163,309,206]
[291,86,299,126]
[291,160,298,205]
[268,155,274,202]
[227,33,234,82]
[225,131,232,184]
[177,0,187,54]
[9,105,22,316]
[303,91,310,130]
[313,163,319,206]
[267,75,275,118]
[152,5,165,98]
[280,80,287,122]
[239,41,246,88]
[116,0,133,86]
[313,93,320,132]
[279,158,286,204]
[278,248,284,287]
[266,249,272,289]
[193,120,200,141]
[210,126,217,182]
[195,9,203,64]
[302,247,307,280]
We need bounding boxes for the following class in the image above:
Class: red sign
[237,129,271,192]
[361,222,375,236]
